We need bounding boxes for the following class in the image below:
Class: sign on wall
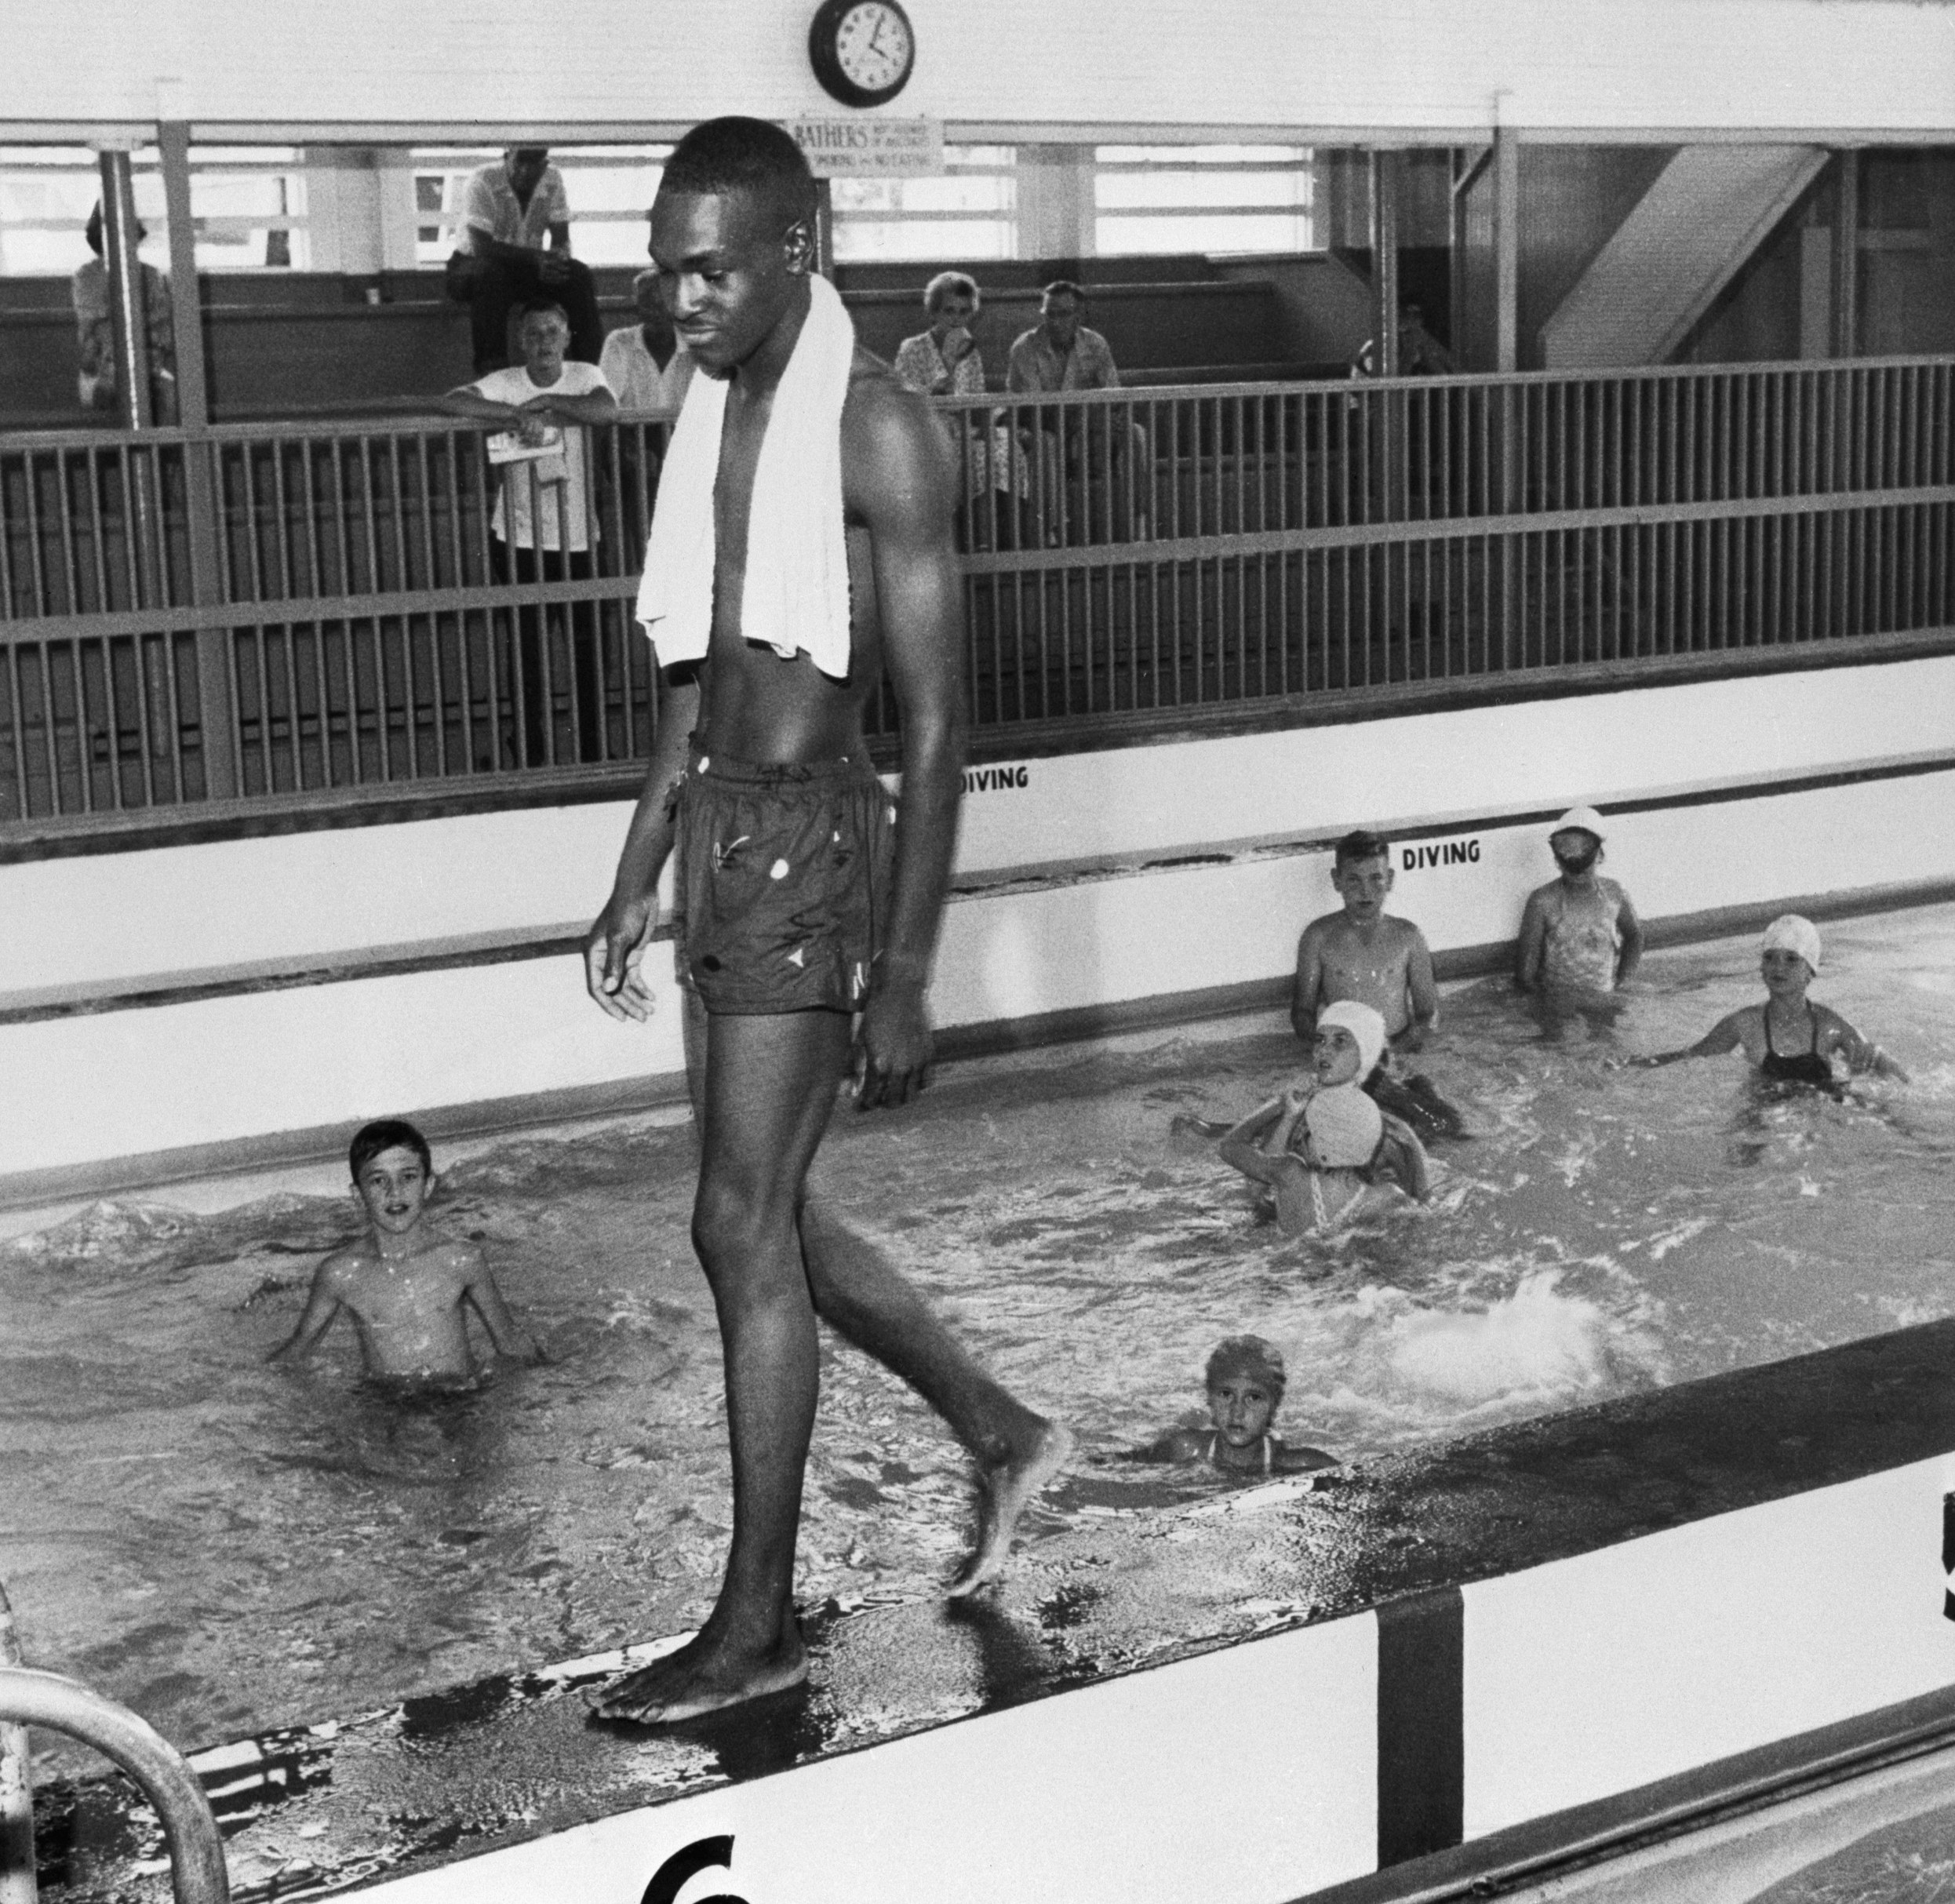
[789,116,945,177]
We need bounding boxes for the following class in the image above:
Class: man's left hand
[854,983,933,1109]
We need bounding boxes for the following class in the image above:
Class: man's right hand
[584,894,659,1021]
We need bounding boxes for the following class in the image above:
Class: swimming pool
[4,902,1952,1873]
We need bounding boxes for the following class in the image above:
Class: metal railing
[0,1667,229,1903]
[3,358,1953,836]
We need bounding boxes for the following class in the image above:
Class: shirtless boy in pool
[582,118,1070,1726]
[269,1119,542,1382]
[1292,829,1464,1138]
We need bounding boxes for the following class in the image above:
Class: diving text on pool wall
[963,763,1031,795]
[1400,839,1481,871]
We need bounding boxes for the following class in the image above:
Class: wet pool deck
[38,1312,1955,1901]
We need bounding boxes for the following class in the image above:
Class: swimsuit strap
[1261,1435,1272,1475]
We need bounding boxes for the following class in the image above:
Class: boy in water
[1219,1002,1432,1235]
[1515,806,1644,998]
[1292,829,1464,1138]
[1633,915,1909,1086]
[269,1119,543,1382]
[1131,1336,1338,1476]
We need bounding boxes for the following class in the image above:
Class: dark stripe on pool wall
[1942,1493,1955,1622]
[1375,1587,1465,1866]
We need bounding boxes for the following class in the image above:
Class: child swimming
[1130,1335,1338,1476]
[1292,829,1466,1138]
[1515,805,1644,998]
[1633,915,1909,1087]
[270,1119,544,1382]
[1218,1001,1432,1236]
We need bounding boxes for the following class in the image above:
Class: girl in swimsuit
[1218,1002,1433,1236]
[1129,1336,1338,1476]
[1633,915,1909,1086]
[1515,805,1644,999]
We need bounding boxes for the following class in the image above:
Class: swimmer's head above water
[1761,914,1822,986]
[1313,999,1387,1087]
[1204,1334,1285,1450]
[1549,804,1607,877]
[348,1119,437,1240]
[1331,829,1393,920]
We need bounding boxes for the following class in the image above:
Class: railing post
[0,1589,32,1904]
[156,126,239,799]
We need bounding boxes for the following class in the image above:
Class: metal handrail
[0,1666,228,1904]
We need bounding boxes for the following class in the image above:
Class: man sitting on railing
[1006,281,1149,541]
[445,147,605,374]
[439,298,617,766]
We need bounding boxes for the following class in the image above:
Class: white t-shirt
[598,326,696,412]
[455,163,570,256]
[470,361,609,552]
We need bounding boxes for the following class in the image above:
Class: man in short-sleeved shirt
[1007,281,1148,538]
[598,268,696,412]
[446,147,604,373]
[1006,282,1121,394]
[438,300,616,761]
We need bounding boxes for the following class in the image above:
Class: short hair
[507,145,549,163]
[85,203,104,256]
[349,1119,431,1181]
[1041,279,1086,307]
[660,116,817,226]
[1333,829,1391,869]
[1205,1335,1287,1404]
[517,297,570,330]
[923,270,979,315]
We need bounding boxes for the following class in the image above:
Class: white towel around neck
[635,273,857,680]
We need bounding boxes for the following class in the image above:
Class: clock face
[834,2,912,91]
[810,0,916,105]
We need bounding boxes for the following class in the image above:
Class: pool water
[3,903,1953,1764]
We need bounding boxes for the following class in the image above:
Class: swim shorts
[669,741,895,1014]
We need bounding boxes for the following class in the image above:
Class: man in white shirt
[598,268,695,412]
[439,299,617,763]
[446,147,603,373]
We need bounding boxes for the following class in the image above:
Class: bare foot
[584,1628,807,1726]
[948,1421,1076,1596]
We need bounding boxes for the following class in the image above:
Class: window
[1094,144,1313,256]
[413,146,672,268]
[830,145,1015,262]
[0,144,310,274]
[0,146,162,275]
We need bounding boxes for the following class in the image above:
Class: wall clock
[809,0,916,108]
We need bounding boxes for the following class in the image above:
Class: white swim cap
[1761,914,1821,974]
[1317,999,1388,1079]
[1551,804,1607,842]
[1303,1084,1385,1169]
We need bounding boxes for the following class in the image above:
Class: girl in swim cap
[1216,1001,1433,1234]
[1127,1334,1339,1476]
[1515,804,1645,1001]
[1631,914,1909,1087]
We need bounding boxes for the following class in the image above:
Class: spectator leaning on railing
[446,147,605,374]
[1006,281,1149,541]
[438,297,617,765]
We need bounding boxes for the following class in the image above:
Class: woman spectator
[894,271,987,397]
[894,271,1025,544]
